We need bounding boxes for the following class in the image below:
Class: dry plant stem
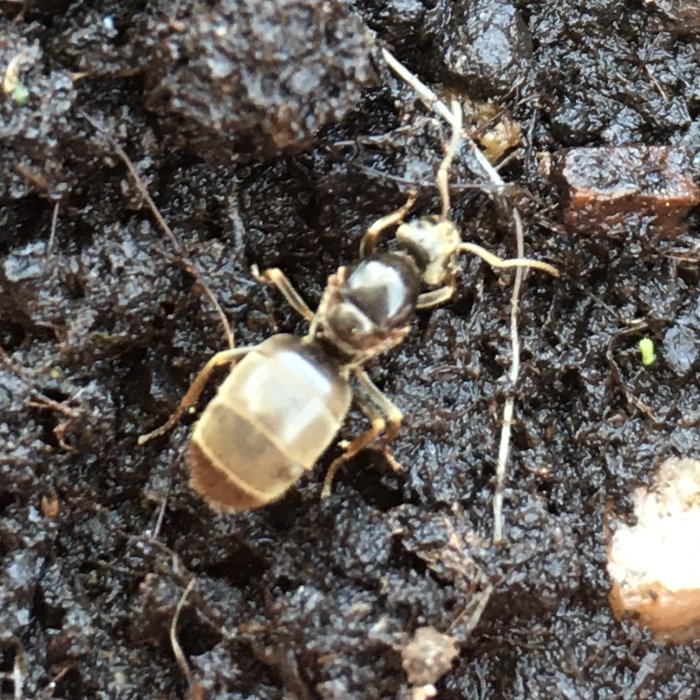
[493,220,523,544]
[450,583,495,637]
[381,48,526,544]
[13,642,25,700]
[47,201,59,254]
[355,164,507,193]
[151,485,170,541]
[171,577,197,687]
[84,111,237,536]
[82,113,234,350]
[381,49,506,193]
[0,347,77,419]
[0,636,27,700]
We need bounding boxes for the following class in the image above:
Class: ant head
[396,216,461,287]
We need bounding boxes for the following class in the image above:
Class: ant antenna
[437,101,463,221]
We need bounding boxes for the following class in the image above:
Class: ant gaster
[138,105,559,511]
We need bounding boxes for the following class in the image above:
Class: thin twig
[382,48,458,131]
[81,112,234,350]
[0,346,78,418]
[381,48,532,544]
[151,487,170,541]
[354,163,508,194]
[41,666,71,698]
[381,49,507,195]
[456,583,494,638]
[492,218,524,544]
[170,577,197,686]
[13,641,25,700]
[47,201,59,255]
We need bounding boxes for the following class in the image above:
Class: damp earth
[1,1,699,698]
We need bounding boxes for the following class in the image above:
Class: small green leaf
[638,337,656,366]
[11,82,30,106]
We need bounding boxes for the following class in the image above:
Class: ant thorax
[311,253,420,363]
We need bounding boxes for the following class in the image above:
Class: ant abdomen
[188,334,351,510]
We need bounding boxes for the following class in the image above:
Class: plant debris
[608,457,700,644]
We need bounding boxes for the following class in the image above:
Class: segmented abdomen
[188,334,351,511]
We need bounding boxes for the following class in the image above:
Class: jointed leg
[460,243,560,277]
[251,265,315,321]
[360,190,417,258]
[321,370,404,498]
[138,347,252,445]
[437,101,463,221]
[355,369,403,454]
[417,283,456,309]
[321,415,387,498]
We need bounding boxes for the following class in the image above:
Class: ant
[138,104,559,511]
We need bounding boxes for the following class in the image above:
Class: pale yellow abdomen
[188,335,351,511]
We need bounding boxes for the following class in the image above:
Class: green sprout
[638,337,656,367]
[11,81,30,106]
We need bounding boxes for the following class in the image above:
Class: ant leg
[417,284,456,309]
[138,347,253,445]
[321,415,387,499]
[360,190,417,258]
[356,369,404,461]
[459,243,560,277]
[251,265,315,321]
[321,370,404,498]
[436,101,463,221]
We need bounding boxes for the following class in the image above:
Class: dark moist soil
[1,1,699,698]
